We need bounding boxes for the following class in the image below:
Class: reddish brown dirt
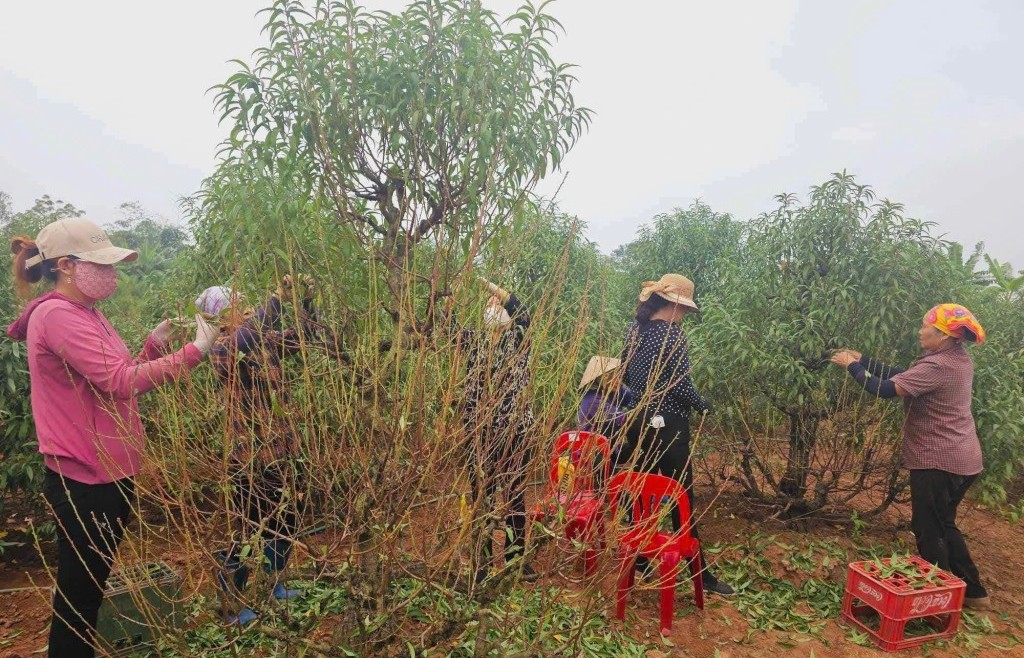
[601,488,1024,658]
[3,484,1023,657]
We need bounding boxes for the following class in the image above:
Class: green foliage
[715,535,1024,654]
[984,255,1024,302]
[399,581,648,658]
[196,0,591,335]
[614,200,743,305]
[488,201,627,415]
[0,338,38,525]
[149,578,646,658]
[696,173,970,505]
[101,203,194,335]
[711,536,845,641]
[958,290,1024,505]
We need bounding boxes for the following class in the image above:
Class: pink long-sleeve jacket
[7,292,203,484]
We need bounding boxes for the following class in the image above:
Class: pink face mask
[74,261,119,300]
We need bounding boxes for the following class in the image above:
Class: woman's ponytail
[10,236,57,301]
[635,294,670,326]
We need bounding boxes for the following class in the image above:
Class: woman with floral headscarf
[832,303,990,609]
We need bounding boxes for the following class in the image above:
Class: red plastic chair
[530,431,611,576]
[609,471,704,635]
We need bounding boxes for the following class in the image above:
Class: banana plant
[985,255,1024,302]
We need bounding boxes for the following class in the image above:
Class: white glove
[190,313,219,356]
[478,276,508,302]
[650,415,666,429]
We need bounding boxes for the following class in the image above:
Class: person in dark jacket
[832,303,990,610]
[620,273,734,596]
[577,355,633,440]
[454,277,536,583]
[203,275,318,624]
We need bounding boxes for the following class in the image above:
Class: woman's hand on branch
[191,314,219,356]
[477,276,509,304]
[151,319,188,349]
[830,350,859,368]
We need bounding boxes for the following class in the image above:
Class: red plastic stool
[841,555,966,652]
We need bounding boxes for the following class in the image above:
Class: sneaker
[227,607,258,626]
[272,582,301,601]
[964,596,991,611]
[703,579,736,596]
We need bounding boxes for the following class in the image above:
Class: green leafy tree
[946,241,991,287]
[196,0,591,343]
[984,255,1024,302]
[960,287,1024,505]
[614,200,743,307]
[175,3,596,652]
[698,173,960,510]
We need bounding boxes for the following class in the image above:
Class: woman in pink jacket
[7,218,218,658]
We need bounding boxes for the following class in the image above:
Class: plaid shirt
[891,344,983,476]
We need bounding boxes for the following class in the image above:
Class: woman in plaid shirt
[832,303,990,610]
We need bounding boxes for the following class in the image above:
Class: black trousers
[909,469,987,598]
[468,428,529,565]
[623,413,717,583]
[42,469,134,658]
[221,461,299,591]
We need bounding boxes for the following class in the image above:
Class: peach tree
[697,173,967,513]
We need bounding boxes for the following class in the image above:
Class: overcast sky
[2,1,1021,266]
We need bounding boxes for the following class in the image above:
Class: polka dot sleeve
[622,320,709,417]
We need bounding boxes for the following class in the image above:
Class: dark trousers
[909,469,987,598]
[220,461,299,598]
[623,414,717,583]
[468,429,529,565]
[42,469,134,658]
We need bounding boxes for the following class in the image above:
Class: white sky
[2,1,1022,266]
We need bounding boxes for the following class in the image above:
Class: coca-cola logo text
[909,591,954,615]
[857,581,883,602]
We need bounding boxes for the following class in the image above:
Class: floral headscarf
[925,304,986,344]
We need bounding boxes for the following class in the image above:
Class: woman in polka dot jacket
[620,273,734,596]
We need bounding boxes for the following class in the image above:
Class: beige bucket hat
[580,355,621,389]
[639,273,699,311]
[24,218,137,268]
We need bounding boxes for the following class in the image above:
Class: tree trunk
[778,410,818,499]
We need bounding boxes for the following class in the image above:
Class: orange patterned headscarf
[925,304,986,344]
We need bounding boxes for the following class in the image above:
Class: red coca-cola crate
[841,555,966,652]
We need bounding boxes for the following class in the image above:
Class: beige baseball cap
[24,218,138,268]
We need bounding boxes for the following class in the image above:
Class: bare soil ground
[3,484,1023,658]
